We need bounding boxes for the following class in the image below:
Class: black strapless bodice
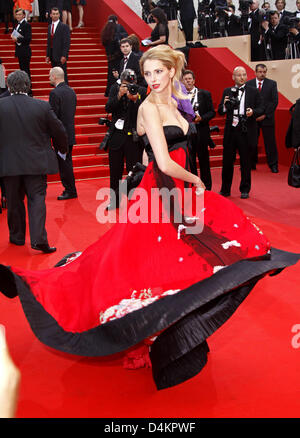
[140,125,192,162]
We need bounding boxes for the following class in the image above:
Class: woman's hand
[0,325,20,418]
[194,177,206,195]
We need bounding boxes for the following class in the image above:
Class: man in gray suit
[0,70,68,253]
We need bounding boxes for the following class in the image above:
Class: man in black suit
[294,0,300,18]
[105,69,147,210]
[248,0,266,61]
[49,66,77,200]
[178,0,197,43]
[262,10,288,59]
[275,0,293,22]
[225,5,242,36]
[0,70,68,253]
[182,69,216,191]
[46,7,70,84]
[11,9,32,81]
[113,38,146,87]
[247,63,279,173]
[218,66,264,199]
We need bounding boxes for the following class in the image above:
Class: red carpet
[0,164,300,418]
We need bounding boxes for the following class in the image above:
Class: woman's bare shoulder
[138,98,161,122]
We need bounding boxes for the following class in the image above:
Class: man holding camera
[218,66,264,199]
[262,10,289,59]
[248,0,266,61]
[225,5,243,36]
[182,69,215,191]
[104,69,147,210]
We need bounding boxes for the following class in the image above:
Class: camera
[239,0,253,14]
[98,117,112,127]
[225,87,240,111]
[126,83,139,95]
[98,118,112,150]
[283,16,300,32]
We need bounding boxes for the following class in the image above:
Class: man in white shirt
[11,8,32,83]
[182,70,215,190]
[46,7,70,84]
[247,64,279,172]
[218,66,264,199]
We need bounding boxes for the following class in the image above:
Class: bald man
[49,67,77,200]
[218,66,264,199]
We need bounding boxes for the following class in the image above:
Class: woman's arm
[138,103,205,189]
[150,35,166,46]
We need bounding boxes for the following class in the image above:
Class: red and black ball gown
[0,125,299,390]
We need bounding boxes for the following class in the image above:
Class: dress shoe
[240,192,249,199]
[270,165,279,173]
[219,191,231,197]
[57,192,78,200]
[9,239,25,246]
[31,244,56,253]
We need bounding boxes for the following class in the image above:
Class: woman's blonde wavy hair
[139,45,187,100]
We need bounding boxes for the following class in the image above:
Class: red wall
[188,47,293,166]
[83,0,150,40]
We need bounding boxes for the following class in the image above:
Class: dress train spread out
[0,126,299,390]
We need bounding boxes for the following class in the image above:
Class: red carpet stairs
[0,22,266,182]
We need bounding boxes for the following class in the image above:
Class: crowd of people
[100,6,295,206]
[0,0,86,33]
[142,0,300,60]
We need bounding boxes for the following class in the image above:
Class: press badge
[115,119,124,130]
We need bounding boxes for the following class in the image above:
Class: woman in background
[62,0,72,31]
[147,7,169,46]
[101,15,128,97]
[73,0,85,28]
[0,0,14,34]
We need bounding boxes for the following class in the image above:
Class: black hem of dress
[0,247,299,389]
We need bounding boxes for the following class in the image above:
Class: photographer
[262,10,289,59]
[225,5,243,36]
[284,15,300,58]
[248,0,266,61]
[182,69,216,190]
[104,69,147,210]
[218,66,264,199]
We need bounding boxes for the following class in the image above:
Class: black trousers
[57,145,77,195]
[18,55,31,80]
[252,122,278,168]
[180,18,194,42]
[3,175,49,246]
[190,130,212,190]
[221,126,251,194]
[108,136,143,202]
